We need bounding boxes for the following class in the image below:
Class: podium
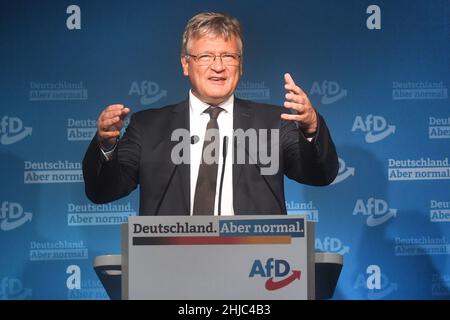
[94,215,342,300]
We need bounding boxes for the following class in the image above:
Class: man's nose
[210,56,225,72]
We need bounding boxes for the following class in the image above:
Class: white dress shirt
[189,90,234,216]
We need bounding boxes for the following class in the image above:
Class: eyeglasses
[186,52,242,66]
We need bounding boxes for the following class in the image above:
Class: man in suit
[82,12,338,216]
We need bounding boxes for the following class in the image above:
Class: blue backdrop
[1,0,449,299]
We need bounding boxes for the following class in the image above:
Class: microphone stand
[218,136,228,216]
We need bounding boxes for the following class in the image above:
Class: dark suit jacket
[82,98,338,215]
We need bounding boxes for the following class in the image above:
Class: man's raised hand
[281,73,317,136]
[97,104,130,149]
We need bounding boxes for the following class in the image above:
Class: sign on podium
[121,215,315,300]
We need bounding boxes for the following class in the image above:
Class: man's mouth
[208,77,227,83]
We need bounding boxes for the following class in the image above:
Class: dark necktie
[193,106,224,215]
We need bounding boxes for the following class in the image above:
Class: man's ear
[181,56,189,76]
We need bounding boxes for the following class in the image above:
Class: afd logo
[352,115,395,143]
[310,81,347,105]
[0,278,32,299]
[1,202,32,231]
[354,265,398,300]
[249,258,301,291]
[0,116,32,145]
[129,81,167,105]
[315,237,350,255]
[331,158,355,185]
[353,198,397,226]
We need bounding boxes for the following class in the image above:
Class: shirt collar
[189,90,233,116]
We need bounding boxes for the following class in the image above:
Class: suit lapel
[233,98,253,189]
[169,99,190,214]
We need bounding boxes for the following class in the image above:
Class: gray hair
[181,12,243,56]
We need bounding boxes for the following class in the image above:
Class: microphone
[154,135,201,215]
[191,135,199,144]
[154,148,183,215]
[218,136,228,216]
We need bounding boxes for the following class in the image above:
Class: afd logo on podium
[249,258,301,291]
